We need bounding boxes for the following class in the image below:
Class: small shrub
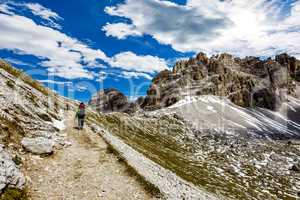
[0,188,28,200]
[37,113,52,122]
[6,80,15,89]
[12,155,22,166]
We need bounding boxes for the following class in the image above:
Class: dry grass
[0,187,29,200]
[0,60,49,96]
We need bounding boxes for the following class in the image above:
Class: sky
[0,0,299,102]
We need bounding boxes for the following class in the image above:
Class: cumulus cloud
[102,23,142,39]
[0,1,168,79]
[1,1,63,29]
[104,0,300,58]
[104,0,230,46]
[0,9,107,79]
[109,51,168,73]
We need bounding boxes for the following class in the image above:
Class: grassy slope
[87,111,299,200]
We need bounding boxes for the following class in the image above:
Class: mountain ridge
[89,52,300,113]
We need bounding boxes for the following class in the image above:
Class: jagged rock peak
[140,52,300,111]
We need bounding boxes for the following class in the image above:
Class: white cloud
[76,85,88,91]
[120,71,152,80]
[109,51,168,73]
[25,3,62,29]
[0,11,108,79]
[104,0,300,58]
[0,2,169,79]
[1,1,63,29]
[25,3,61,21]
[0,3,13,14]
[47,66,94,80]
[38,79,72,85]
[102,23,142,39]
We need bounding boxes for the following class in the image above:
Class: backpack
[78,108,85,118]
[79,103,85,109]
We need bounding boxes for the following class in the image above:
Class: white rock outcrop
[21,137,54,155]
[0,145,25,193]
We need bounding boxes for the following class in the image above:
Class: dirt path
[24,111,155,200]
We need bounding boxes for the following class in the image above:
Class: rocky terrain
[0,60,76,198]
[0,61,156,200]
[140,53,299,111]
[87,52,300,199]
[88,94,300,200]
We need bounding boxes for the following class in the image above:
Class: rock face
[89,88,136,113]
[140,53,300,110]
[0,145,25,193]
[0,60,69,148]
[21,137,54,155]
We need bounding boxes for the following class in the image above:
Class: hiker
[76,102,86,130]
[66,103,70,111]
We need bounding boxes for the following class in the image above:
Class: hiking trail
[23,110,155,200]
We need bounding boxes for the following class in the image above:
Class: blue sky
[0,0,299,102]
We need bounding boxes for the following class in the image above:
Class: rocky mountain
[88,88,137,114]
[140,53,299,111]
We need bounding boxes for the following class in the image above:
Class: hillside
[88,53,300,200]
[0,61,157,200]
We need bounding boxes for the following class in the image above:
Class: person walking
[76,102,86,130]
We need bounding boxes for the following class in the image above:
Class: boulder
[290,163,300,173]
[0,145,25,193]
[21,137,54,155]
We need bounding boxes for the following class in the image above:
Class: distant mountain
[139,53,300,111]
[88,88,137,114]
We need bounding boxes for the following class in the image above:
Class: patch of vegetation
[26,92,39,107]
[0,188,28,200]
[0,60,49,96]
[0,116,26,147]
[37,113,52,122]
[12,155,22,166]
[6,80,15,89]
